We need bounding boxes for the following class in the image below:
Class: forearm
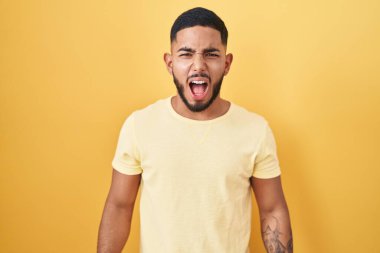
[97,202,134,253]
[260,207,293,253]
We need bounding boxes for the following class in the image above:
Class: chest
[138,123,258,184]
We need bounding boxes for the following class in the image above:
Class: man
[98,7,293,253]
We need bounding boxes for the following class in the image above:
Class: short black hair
[170,7,228,46]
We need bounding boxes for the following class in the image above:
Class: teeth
[191,80,206,84]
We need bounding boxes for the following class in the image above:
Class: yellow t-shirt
[112,97,281,253]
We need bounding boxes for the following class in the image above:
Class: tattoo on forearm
[261,216,293,253]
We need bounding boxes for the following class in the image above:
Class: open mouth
[189,80,208,98]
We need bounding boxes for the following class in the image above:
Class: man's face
[164,26,233,112]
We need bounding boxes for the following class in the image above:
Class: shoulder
[230,102,269,129]
[129,97,169,124]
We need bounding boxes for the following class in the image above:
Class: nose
[191,53,206,72]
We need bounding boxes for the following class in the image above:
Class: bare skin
[251,176,293,253]
[164,26,233,121]
[97,170,141,253]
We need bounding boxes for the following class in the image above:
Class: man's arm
[251,176,293,253]
[97,169,141,253]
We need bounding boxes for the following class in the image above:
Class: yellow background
[1,0,379,252]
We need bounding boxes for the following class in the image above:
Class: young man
[98,7,293,253]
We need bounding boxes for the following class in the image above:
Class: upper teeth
[192,81,206,84]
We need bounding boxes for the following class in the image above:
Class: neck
[171,95,230,121]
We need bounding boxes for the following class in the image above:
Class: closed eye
[179,53,193,57]
[205,53,220,58]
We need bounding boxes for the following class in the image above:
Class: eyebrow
[177,47,195,53]
[176,47,221,53]
[203,48,220,53]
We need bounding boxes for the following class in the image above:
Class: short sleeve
[111,113,143,175]
[252,123,281,179]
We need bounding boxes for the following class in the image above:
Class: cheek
[174,60,191,70]
[209,62,227,77]
[172,61,191,77]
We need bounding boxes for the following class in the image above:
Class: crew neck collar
[166,96,234,124]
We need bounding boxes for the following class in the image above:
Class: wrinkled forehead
[171,26,226,52]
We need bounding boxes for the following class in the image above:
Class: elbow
[259,202,290,219]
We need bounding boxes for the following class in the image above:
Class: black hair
[170,7,228,46]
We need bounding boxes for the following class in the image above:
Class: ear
[223,53,233,76]
[163,53,173,75]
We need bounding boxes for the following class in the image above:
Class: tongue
[192,84,206,95]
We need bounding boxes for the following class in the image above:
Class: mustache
[187,73,211,83]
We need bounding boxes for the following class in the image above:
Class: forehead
[172,26,225,51]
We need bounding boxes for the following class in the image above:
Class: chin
[173,74,224,113]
